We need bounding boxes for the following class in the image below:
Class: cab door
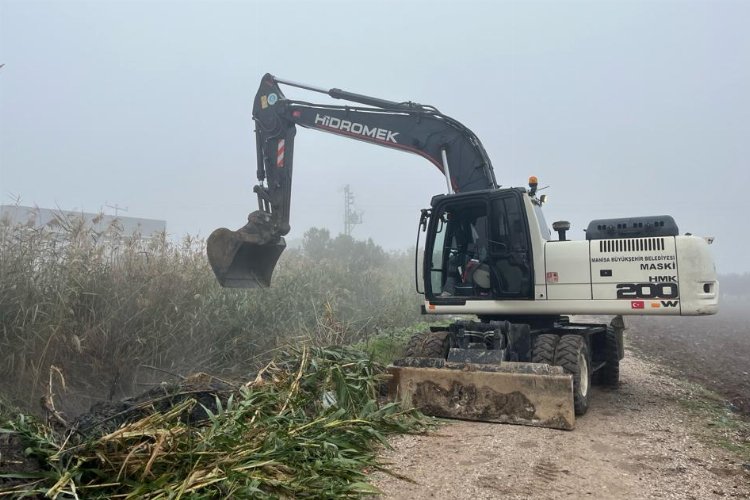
[425,199,490,299]
[488,191,534,299]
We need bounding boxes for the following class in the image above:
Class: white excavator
[207,74,719,429]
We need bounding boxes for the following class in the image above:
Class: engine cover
[586,216,678,240]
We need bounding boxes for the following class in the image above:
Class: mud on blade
[387,359,576,430]
[207,227,285,288]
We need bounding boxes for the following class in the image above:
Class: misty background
[1,0,748,273]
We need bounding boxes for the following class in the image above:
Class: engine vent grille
[598,237,665,253]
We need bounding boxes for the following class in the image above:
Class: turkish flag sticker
[631,301,645,309]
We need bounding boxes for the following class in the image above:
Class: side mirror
[419,209,430,231]
[539,194,547,205]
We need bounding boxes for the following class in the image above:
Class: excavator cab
[425,189,534,301]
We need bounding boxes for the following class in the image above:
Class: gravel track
[372,351,750,499]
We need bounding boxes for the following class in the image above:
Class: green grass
[356,322,451,365]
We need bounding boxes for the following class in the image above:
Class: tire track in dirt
[371,352,750,499]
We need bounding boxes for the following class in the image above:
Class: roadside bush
[0,213,424,417]
[355,323,448,365]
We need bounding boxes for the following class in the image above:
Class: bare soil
[372,310,750,499]
[627,300,750,415]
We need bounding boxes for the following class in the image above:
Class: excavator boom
[207,74,496,287]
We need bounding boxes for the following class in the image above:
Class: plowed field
[628,300,750,415]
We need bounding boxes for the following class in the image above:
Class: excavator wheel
[610,315,626,361]
[554,335,591,416]
[532,333,560,365]
[404,331,450,358]
[596,326,620,387]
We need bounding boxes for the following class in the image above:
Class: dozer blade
[206,227,285,288]
[387,358,575,430]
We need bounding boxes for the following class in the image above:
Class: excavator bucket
[206,227,285,288]
[387,359,575,430]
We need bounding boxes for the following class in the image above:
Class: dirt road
[372,352,750,499]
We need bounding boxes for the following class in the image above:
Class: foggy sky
[1,0,748,273]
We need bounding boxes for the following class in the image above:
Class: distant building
[0,205,166,238]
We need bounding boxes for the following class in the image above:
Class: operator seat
[492,219,531,297]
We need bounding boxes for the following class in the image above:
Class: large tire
[532,334,559,364]
[610,315,625,360]
[597,326,620,387]
[404,331,450,358]
[554,335,591,416]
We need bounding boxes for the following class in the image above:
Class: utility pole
[343,185,363,237]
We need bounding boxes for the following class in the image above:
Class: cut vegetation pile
[0,346,429,498]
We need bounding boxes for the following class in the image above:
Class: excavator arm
[207,74,497,287]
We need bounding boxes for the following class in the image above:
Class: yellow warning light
[528,176,539,196]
